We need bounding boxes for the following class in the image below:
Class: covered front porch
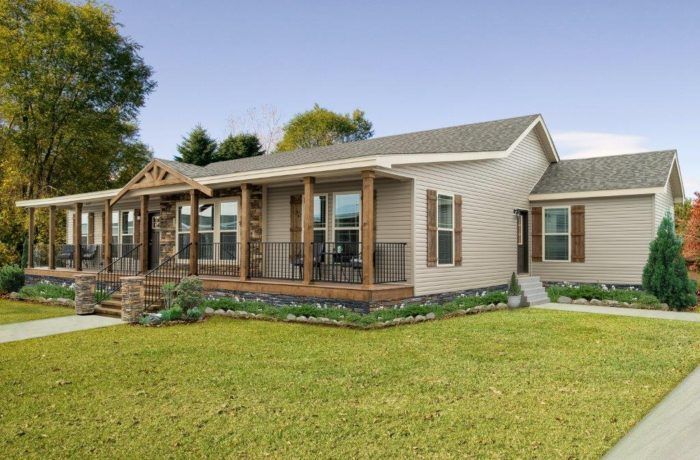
[21,161,413,305]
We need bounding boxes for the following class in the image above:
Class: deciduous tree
[682,192,700,270]
[276,104,373,152]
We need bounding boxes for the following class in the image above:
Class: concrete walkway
[533,303,700,322]
[604,366,700,459]
[0,315,123,344]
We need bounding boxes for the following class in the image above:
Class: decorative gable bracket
[110,159,214,206]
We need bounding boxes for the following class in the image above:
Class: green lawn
[0,299,73,325]
[0,310,698,458]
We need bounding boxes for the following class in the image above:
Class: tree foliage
[682,192,700,270]
[0,0,155,263]
[216,133,264,161]
[675,198,693,236]
[642,215,697,309]
[276,104,373,152]
[174,125,218,166]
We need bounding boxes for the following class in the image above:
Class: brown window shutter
[454,194,463,266]
[290,195,302,244]
[427,189,437,267]
[571,205,585,263]
[532,207,542,262]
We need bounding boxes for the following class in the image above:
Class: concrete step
[522,287,547,297]
[519,279,544,289]
[526,295,551,306]
[517,275,540,283]
[94,305,121,318]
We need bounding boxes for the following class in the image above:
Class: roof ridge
[558,149,676,162]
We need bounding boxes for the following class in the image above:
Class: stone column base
[74,274,96,315]
[121,276,145,323]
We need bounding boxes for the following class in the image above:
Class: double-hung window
[111,211,120,247]
[544,207,570,261]
[334,192,360,255]
[437,194,454,265]
[80,212,89,246]
[121,211,134,247]
[198,204,215,259]
[219,201,238,260]
[313,195,327,243]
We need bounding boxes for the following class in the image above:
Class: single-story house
[16,114,685,312]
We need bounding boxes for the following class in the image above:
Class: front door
[147,212,160,270]
[517,211,529,274]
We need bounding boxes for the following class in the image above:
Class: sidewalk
[533,303,700,322]
[604,366,700,459]
[0,315,123,343]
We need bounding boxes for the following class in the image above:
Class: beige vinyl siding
[265,178,414,283]
[65,209,104,245]
[653,182,675,234]
[396,130,551,296]
[66,210,73,244]
[531,195,654,284]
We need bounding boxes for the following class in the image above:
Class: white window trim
[542,206,571,263]
[436,191,455,267]
[331,190,362,245]
[176,197,241,260]
[301,193,329,243]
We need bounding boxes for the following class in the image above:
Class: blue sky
[111,0,699,195]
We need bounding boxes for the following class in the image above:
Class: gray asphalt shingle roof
[531,150,676,195]
[161,114,540,178]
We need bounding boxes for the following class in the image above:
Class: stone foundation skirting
[206,284,508,313]
[25,274,75,287]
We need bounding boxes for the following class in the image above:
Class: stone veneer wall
[158,185,263,262]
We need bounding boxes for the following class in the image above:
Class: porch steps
[518,276,550,306]
[94,305,121,318]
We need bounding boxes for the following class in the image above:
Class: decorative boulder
[286,314,296,321]
[204,307,215,315]
[426,312,436,320]
[573,298,589,305]
[589,299,604,306]
[225,310,236,317]
[9,292,19,300]
[496,302,508,309]
[557,296,573,304]
[214,309,226,315]
[415,315,426,322]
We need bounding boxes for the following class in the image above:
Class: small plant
[0,265,25,293]
[159,305,184,322]
[186,307,203,321]
[175,276,203,311]
[20,282,75,300]
[161,282,177,309]
[507,272,522,296]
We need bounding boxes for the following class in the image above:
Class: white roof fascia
[529,187,665,202]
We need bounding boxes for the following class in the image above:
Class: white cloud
[553,131,650,159]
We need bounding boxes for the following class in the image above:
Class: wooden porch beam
[104,200,112,271]
[27,207,35,268]
[74,203,82,271]
[362,170,375,286]
[239,184,250,281]
[302,176,315,285]
[189,189,199,276]
[48,206,56,269]
[140,195,149,273]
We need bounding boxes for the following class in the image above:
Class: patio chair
[81,244,98,269]
[56,245,74,268]
[291,243,325,279]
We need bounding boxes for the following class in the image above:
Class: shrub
[161,282,177,309]
[643,215,697,309]
[19,282,75,300]
[0,265,25,293]
[507,272,522,296]
[547,284,660,307]
[159,306,183,322]
[174,277,203,310]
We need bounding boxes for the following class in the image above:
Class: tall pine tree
[175,126,218,166]
[216,133,264,161]
[643,215,697,309]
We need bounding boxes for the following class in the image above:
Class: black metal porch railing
[79,244,103,270]
[32,243,50,268]
[54,244,74,268]
[95,243,141,302]
[198,242,241,277]
[373,242,407,284]
[248,242,303,281]
[144,243,191,311]
[311,242,363,284]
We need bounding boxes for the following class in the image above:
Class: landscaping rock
[426,312,436,320]
[660,303,669,311]
[496,302,508,309]
[392,317,402,323]
[557,296,572,304]
[602,299,616,306]
[296,315,308,322]
[308,316,318,323]
[225,310,236,317]
[621,302,631,307]
[573,298,589,305]
[9,292,19,300]
[286,314,296,321]
[214,309,226,315]
[456,309,467,315]
[415,315,426,322]
[204,307,215,315]
[589,299,603,306]
[235,310,248,317]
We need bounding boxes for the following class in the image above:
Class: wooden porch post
[74,203,82,271]
[27,207,35,268]
[361,170,375,286]
[48,205,56,269]
[239,183,250,281]
[189,189,199,276]
[87,212,95,245]
[103,200,112,270]
[303,177,315,284]
[140,195,149,273]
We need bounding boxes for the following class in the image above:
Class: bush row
[547,284,660,307]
